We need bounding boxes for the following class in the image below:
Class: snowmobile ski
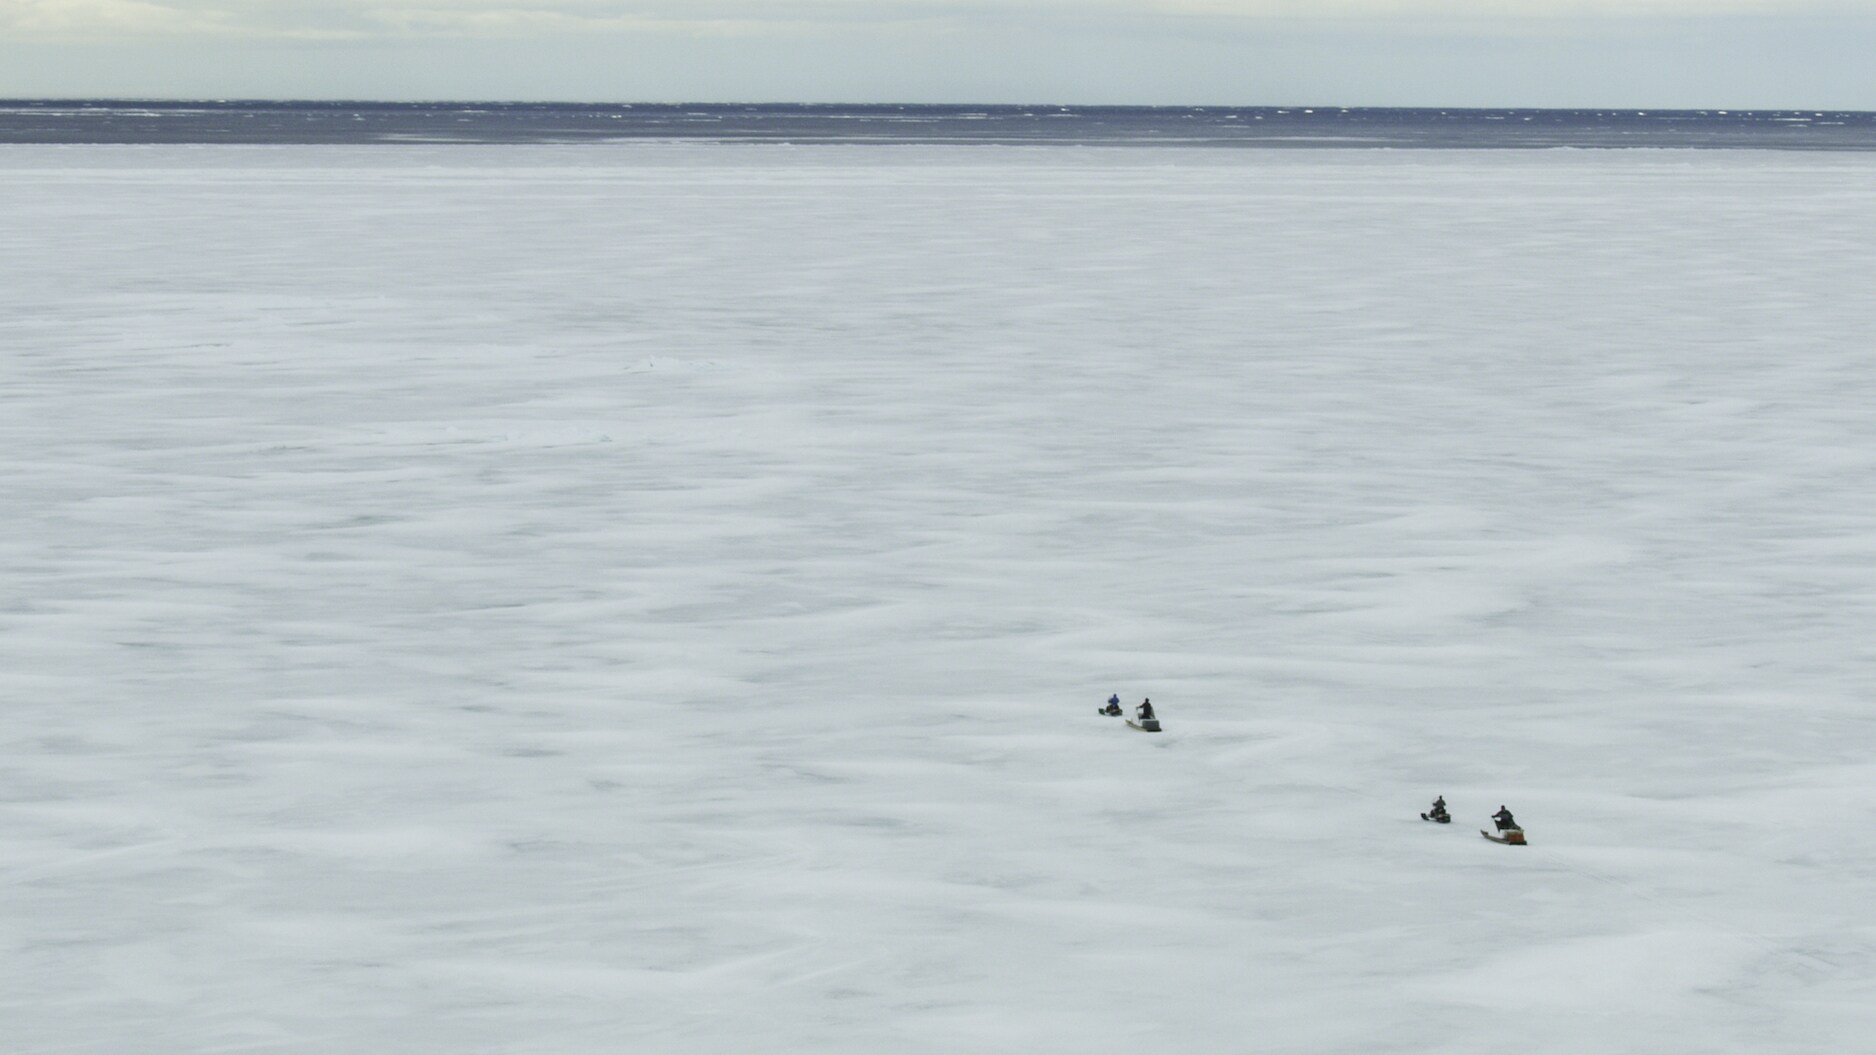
[1481,829,1527,845]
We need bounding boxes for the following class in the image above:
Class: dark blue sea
[3,101,1875,149]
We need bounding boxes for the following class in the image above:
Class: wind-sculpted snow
[3,145,1875,1052]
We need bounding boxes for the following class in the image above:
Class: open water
[4,100,1876,148]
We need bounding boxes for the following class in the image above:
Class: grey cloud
[12,0,1870,42]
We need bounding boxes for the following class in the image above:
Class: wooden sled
[1125,718,1162,733]
[1481,828,1526,845]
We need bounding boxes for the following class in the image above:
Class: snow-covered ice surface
[4,145,1876,1052]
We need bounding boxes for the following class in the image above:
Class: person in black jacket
[1425,796,1449,822]
[1492,806,1519,831]
[1137,698,1156,722]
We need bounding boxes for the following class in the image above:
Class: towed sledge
[1421,812,1451,824]
[1481,828,1526,845]
[1125,718,1162,733]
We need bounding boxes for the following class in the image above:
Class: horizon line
[6,98,1875,114]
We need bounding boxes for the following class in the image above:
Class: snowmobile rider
[1101,695,1123,716]
[1427,796,1449,820]
[1492,806,1518,831]
[1137,698,1156,721]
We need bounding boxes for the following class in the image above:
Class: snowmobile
[1420,809,1451,824]
[1127,699,1161,732]
[1483,807,1524,843]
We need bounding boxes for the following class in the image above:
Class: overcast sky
[3,0,1874,106]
